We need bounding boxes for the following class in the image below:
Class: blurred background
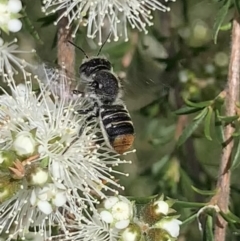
[6,0,239,240]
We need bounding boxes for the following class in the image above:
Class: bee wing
[119,72,170,111]
[30,61,81,101]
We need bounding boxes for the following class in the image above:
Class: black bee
[69,40,135,154]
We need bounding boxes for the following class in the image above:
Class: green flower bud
[0,176,20,203]
[140,196,171,226]
[0,150,17,172]
[147,228,172,241]
[120,223,142,241]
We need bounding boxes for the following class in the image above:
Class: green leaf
[204,215,214,241]
[169,200,206,208]
[181,213,198,226]
[22,8,44,44]
[184,98,213,108]
[40,157,49,168]
[175,106,204,115]
[214,110,225,145]
[220,210,240,224]
[231,139,240,170]
[218,115,239,123]
[37,13,58,27]
[220,22,232,31]
[177,108,208,146]
[232,132,240,137]
[191,186,217,196]
[204,107,213,140]
[213,0,231,44]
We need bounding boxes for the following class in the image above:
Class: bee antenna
[97,31,112,56]
[68,40,89,59]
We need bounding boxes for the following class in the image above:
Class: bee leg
[76,102,99,116]
[77,102,99,136]
[72,89,85,97]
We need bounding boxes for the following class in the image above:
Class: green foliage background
[7,0,240,240]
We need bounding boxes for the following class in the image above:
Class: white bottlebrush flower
[100,196,133,229]
[42,0,176,44]
[0,72,131,240]
[0,0,23,33]
[0,37,35,80]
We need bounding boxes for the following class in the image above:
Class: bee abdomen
[111,134,135,154]
[100,105,134,154]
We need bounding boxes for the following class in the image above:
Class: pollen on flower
[42,0,176,43]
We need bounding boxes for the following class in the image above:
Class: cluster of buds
[97,195,182,241]
[0,0,22,33]
[0,123,68,213]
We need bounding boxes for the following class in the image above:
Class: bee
[69,40,135,154]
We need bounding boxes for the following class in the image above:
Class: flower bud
[154,218,182,238]
[8,19,22,32]
[120,223,142,241]
[12,131,37,157]
[0,176,20,203]
[147,228,171,241]
[7,0,22,13]
[140,198,170,226]
[26,166,49,186]
[0,150,17,172]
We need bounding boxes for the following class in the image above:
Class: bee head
[79,57,112,81]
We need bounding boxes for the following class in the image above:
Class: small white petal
[52,192,67,207]
[159,219,182,238]
[30,190,37,205]
[7,0,22,13]
[37,200,53,215]
[51,160,65,180]
[8,19,22,32]
[115,219,130,229]
[154,200,169,215]
[104,196,119,209]
[38,187,49,201]
[100,210,114,224]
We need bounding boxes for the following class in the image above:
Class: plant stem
[212,11,240,241]
[57,10,76,88]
